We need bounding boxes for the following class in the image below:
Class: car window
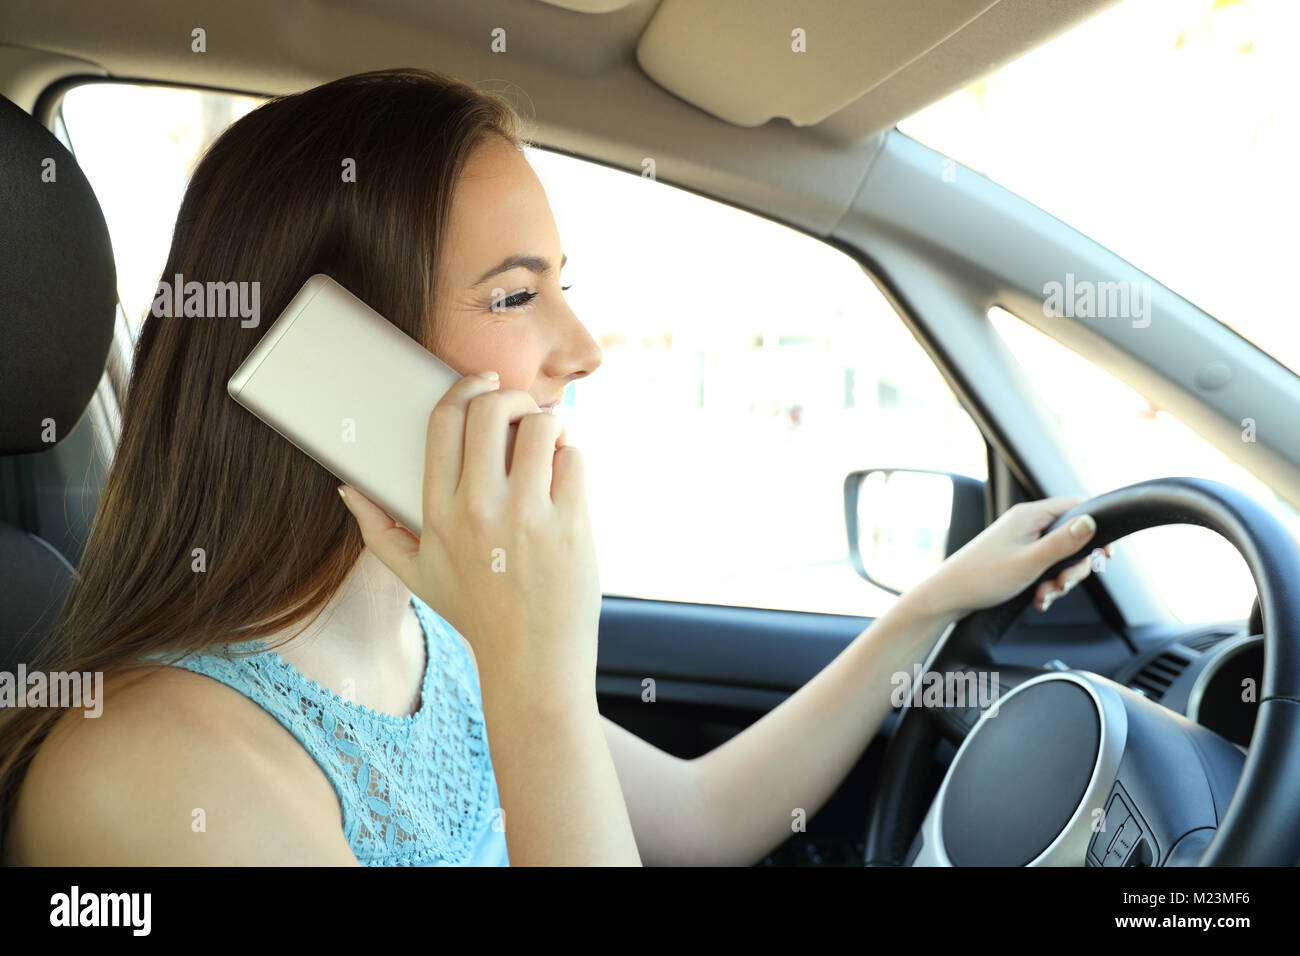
[989,306,1300,624]
[59,83,264,339]
[527,149,988,615]
[898,0,1300,380]
[58,81,989,617]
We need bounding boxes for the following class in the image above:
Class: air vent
[1180,629,1237,653]
[1129,651,1191,702]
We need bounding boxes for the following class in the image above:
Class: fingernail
[1041,588,1063,611]
[1062,579,1078,595]
[1090,548,1107,573]
[338,486,348,504]
[1069,514,1096,538]
[478,370,499,381]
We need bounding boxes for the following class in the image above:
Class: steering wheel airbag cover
[941,681,1100,866]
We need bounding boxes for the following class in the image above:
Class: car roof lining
[0,0,1121,238]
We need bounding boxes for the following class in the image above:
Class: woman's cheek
[461,325,544,392]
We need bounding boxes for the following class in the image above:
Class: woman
[0,67,1106,866]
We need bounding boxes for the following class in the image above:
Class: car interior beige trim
[0,0,1117,232]
[637,0,1000,128]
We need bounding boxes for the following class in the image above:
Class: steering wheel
[863,477,1300,867]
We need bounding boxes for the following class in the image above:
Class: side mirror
[844,468,986,595]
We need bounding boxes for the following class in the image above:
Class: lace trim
[169,599,497,865]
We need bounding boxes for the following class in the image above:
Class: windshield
[899,0,1300,378]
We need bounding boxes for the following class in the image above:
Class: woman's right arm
[340,371,641,866]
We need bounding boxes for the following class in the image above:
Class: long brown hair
[0,67,530,836]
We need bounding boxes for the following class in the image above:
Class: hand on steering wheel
[864,477,1300,867]
[928,495,1114,618]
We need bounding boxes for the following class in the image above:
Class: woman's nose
[551,311,603,382]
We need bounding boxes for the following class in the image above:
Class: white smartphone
[228,274,461,535]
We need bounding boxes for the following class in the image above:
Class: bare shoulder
[4,665,358,866]
[456,632,479,678]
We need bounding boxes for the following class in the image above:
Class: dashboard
[1121,628,1261,751]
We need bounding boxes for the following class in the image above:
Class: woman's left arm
[603,495,1110,866]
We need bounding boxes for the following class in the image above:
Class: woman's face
[433,136,602,411]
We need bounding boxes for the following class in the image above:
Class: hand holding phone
[339,373,603,717]
[229,274,465,534]
[342,375,633,867]
[229,274,601,711]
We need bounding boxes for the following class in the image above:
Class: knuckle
[464,391,511,430]
[443,376,484,406]
[555,445,585,482]
[429,402,458,428]
[467,388,504,412]
[508,494,546,532]
[460,492,496,530]
[478,386,529,412]
[518,410,563,438]
[515,409,542,432]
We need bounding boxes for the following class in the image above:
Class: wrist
[897,569,965,630]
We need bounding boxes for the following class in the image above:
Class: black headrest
[0,521,74,672]
[0,93,116,455]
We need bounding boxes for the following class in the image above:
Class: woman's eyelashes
[491,289,536,311]
[488,283,573,312]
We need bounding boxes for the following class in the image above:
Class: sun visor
[533,0,643,12]
[636,0,998,127]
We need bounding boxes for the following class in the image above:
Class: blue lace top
[148,596,509,866]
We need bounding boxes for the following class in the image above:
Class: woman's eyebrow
[472,252,567,287]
